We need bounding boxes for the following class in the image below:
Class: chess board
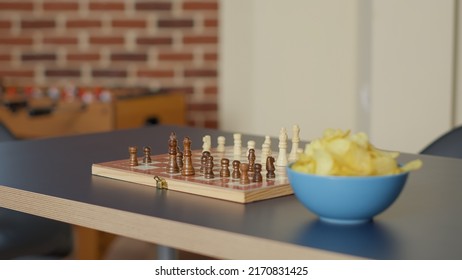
[91,147,293,203]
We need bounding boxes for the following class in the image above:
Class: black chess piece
[232,160,241,179]
[129,146,138,167]
[176,148,183,172]
[204,155,214,179]
[166,132,179,173]
[248,148,256,178]
[253,163,263,182]
[266,156,276,179]
[142,146,152,164]
[220,158,230,177]
[200,151,211,174]
[181,136,195,176]
[239,163,250,184]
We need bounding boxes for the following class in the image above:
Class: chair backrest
[420,126,462,159]
[0,122,16,142]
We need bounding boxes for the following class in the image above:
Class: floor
[103,236,215,260]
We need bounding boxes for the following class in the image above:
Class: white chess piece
[276,127,288,176]
[288,124,300,162]
[247,140,255,156]
[217,136,226,153]
[202,135,211,152]
[261,142,270,164]
[233,133,242,158]
[264,135,271,147]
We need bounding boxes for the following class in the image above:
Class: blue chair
[0,123,73,259]
[420,125,462,159]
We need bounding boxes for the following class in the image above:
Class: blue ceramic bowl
[286,164,409,224]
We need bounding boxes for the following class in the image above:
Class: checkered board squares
[92,147,293,203]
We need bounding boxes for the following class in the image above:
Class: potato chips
[292,128,422,176]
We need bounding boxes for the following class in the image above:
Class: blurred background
[0,0,461,153]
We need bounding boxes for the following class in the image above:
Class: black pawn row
[206,155,276,184]
[129,146,152,167]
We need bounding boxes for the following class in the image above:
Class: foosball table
[0,88,186,139]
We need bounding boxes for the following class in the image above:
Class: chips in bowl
[288,128,422,224]
[292,128,422,176]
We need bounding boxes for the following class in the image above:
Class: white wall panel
[220,0,359,142]
[370,0,455,153]
[221,0,456,153]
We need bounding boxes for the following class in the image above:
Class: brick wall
[0,0,219,128]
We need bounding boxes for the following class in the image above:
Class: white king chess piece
[233,133,242,159]
[276,127,288,177]
[288,124,300,162]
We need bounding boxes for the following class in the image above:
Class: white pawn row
[201,124,301,167]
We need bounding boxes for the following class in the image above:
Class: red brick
[112,20,147,28]
[187,103,218,111]
[45,69,80,77]
[204,18,218,28]
[0,2,33,11]
[0,37,33,45]
[43,37,78,45]
[22,53,56,61]
[204,85,217,95]
[89,2,124,11]
[0,70,34,77]
[92,69,127,78]
[183,1,218,11]
[203,52,217,61]
[43,2,79,11]
[162,86,194,94]
[157,19,194,28]
[67,19,102,28]
[204,120,218,129]
[158,52,193,61]
[137,70,174,78]
[111,53,147,62]
[89,36,124,45]
[183,35,218,45]
[0,21,12,29]
[21,20,55,29]
[136,36,172,45]
[67,53,100,61]
[135,2,171,11]
[187,120,197,127]
[0,54,11,61]
[184,69,217,78]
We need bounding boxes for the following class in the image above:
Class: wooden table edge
[0,184,361,260]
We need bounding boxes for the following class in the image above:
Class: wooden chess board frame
[91,147,293,203]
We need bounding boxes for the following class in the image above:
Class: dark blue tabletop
[0,125,461,259]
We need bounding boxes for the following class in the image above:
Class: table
[1,125,461,259]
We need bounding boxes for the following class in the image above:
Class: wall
[221,0,458,153]
[220,0,360,142]
[457,0,462,126]
[369,0,455,153]
[0,0,219,128]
